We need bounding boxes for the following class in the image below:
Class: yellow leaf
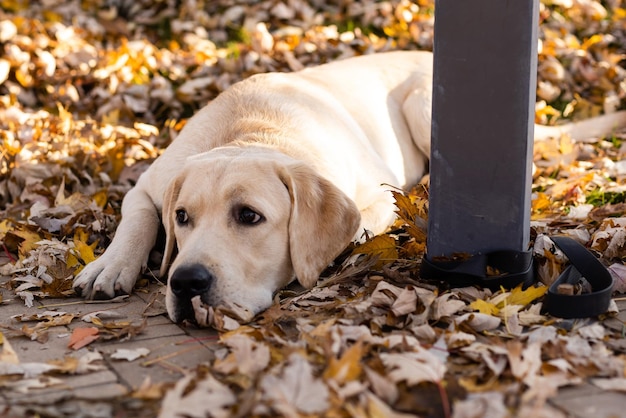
[92,190,109,208]
[323,341,363,384]
[0,0,29,12]
[15,67,33,88]
[582,34,605,50]
[351,234,398,268]
[614,8,626,21]
[12,227,42,258]
[71,229,98,271]
[0,219,11,240]
[469,299,500,316]
[66,252,80,269]
[532,192,551,214]
[90,317,104,327]
[500,284,547,308]
[42,9,62,22]
[535,102,561,123]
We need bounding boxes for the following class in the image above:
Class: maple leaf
[381,349,446,386]
[159,371,236,418]
[469,299,500,315]
[67,228,98,272]
[391,189,428,242]
[323,340,364,384]
[214,333,270,376]
[499,284,547,309]
[9,226,45,259]
[352,234,398,269]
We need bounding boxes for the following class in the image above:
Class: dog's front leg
[73,186,160,299]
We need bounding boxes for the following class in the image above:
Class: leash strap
[542,236,614,318]
[420,235,614,318]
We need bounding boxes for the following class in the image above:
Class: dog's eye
[238,207,263,225]
[175,209,189,225]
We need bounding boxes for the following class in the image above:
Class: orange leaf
[391,190,427,241]
[68,327,99,350]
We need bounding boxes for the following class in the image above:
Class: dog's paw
[73,252,142,299]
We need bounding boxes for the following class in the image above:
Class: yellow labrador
[73,51,626,323]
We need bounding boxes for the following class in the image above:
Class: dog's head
[159,145,361,324]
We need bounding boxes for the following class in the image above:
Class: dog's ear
[159,175,183,278]
[278,163,361,288]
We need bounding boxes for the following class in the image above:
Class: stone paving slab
[96,334,215,389]
[550,390,626,418]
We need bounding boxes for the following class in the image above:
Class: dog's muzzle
[168,263,214,322]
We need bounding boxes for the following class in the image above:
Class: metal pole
[426,0,539,260]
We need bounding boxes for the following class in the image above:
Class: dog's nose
[169,264,213,299]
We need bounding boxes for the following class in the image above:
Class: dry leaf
[381,349,446,385]
[260,353,329,416]
[67,327,99,350]
[503,285,548,308]
[111,348,151,362]
[214,333,270,376]
[159,372,236,418]
[352,234,398,268]
[324,340,364,384]
[0,333,19,364]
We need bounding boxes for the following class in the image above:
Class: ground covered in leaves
[1,0,626,417]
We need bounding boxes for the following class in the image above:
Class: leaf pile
[0,0,626,417]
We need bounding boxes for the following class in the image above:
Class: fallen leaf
[68,327,99,350]
[469,298,500,315]
[352,234,398,268]
[324,340,364,384]
[132,377,171,400]
[159,372,236,418]
[501,284,547,309]
[381,349,446,385]
[0,332,19,364]
[364,366,399,404]
[390,286,418,316]
[260,353,330,416]
[2,376,64,394]
[214,333,270,376]
[607,263,626,293]
[111,348,151,362]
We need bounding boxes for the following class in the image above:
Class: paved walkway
[1,278,625,417]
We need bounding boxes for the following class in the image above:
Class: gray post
[426,0,539,260]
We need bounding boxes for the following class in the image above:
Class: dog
[73,51,626,323]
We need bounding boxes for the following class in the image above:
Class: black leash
[420,235,614,318]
